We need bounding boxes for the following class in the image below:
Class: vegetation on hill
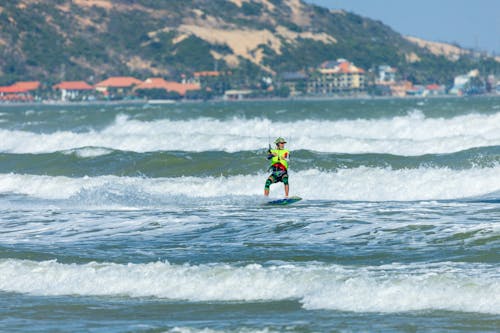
[0,0,498,87]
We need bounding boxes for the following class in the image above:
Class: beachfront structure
[424,84,446,96]
[53,81,94,101]
[134,78,201,99]
[94,76,142,99]
[281,71,308,97]
[377,65,397,84]
[0,81,41,102]
[191,71,231,96]
[449,69,483,96]
[389,81,414,97]
[192,71,221,85]
[223,89,253,100]
[307,59,366,95]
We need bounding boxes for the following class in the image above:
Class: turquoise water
[0,97,499,332]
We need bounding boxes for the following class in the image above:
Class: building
[424,84,446,96]
[53,81,94,101]
[449,69,483,96]
[94,76,142,99]
[191,71,231,96]
[377,65,397,84]
[0,81,41,102]
[134,78,201,98]
[390,81,414,97]
[281,71,308,96]
[223,89,253,100]
[307,59,366,95]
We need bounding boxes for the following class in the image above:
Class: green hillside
[0,0,498,86]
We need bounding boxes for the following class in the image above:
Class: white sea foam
[0,259,498,314]
[62,147,113,158]
[1,111,500,155]
[0,165,499,201]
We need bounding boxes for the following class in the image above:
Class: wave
[0,259,498,314]
[0,146,499,177]
[1,111,500,155]
[1,165,499,202]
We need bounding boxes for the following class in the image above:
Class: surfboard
[267,196,302,205]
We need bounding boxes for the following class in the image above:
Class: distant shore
[0,93,498,108]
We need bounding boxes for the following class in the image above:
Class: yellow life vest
[269,149,289,170]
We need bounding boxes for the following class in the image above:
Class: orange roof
[135,78,200,96]
[95,77,142,88]
[0,81,40,93]
[339,61,365,74]
[53,81,93,90]
[426,84,442,90]
[135,78,170,90]
[0,86,26,93]
[194,71,221,77]
[13,81,41,90]
[319,60,365,74]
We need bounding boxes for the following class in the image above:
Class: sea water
[0,97,499,332]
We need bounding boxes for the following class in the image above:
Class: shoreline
[0,93,498,107]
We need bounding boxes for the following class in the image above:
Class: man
[264,137,289,197]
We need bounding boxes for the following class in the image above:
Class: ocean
[0,97,499,332]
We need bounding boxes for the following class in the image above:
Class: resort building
[134,78,201,98]
[281,71,308,97]
[377,65,397,84]
[424,84,446,96]
[95,76,142,99]
[0,81,41,102]
[307,59,366,95]
[449,69,483,96]
[53,81,94,101]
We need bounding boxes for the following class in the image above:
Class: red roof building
[53,81,93,91]
[0,81,40,102]
[0,81,41,94]
[194,71,221,78]
[53,81,94,101]
[135,78,201,96]
[94,76,142,98]
[310,59,366,94]
[95,77,142,89]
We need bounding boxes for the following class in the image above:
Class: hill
[0,0,498,86]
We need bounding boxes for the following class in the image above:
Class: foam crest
[0,165,499,202]
[0,259,498,314]
[62,147,114,158]
[1,112,500,155]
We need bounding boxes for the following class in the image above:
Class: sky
[305,0,500,55]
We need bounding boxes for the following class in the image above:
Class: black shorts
[267,167,288,187]
[270,169,288,183]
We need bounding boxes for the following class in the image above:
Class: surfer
[264,137,289,197]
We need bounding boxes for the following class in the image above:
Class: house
[192,71,221,84]
[406,85,425,96]
[377,65,397,84]
[191,71,231,96]
[0,81,41,102]
[223,89,253,100]
[134,78,201,99]
[53,81,94,101]
[307,59,366,95]
[390,81,414,97]
[94,76,142,99]
[424,84,446,96]
[281,71,308,96]
[449,69,483,96]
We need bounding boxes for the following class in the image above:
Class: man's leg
[283,174,289,197]
[264,176,274,196]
